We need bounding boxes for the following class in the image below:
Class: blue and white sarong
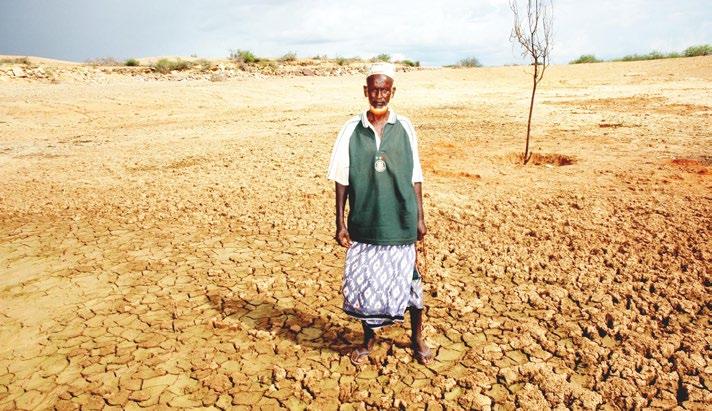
[342,241,424,329]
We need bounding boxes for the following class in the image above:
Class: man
[327,62,433,365]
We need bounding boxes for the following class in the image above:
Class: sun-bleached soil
[0,56,710,410]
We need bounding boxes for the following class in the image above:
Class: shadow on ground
[205,289,415,356]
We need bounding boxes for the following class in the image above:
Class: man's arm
[414,182,427,240]
[335,182,352,247]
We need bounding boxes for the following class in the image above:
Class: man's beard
[369,105,388,115]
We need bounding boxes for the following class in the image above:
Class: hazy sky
[0,0,709,66]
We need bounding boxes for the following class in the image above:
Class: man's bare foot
[349,346,371,365]
[350,321,376,366]
[412,337,433,365]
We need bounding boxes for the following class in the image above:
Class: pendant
[374,154,386,172]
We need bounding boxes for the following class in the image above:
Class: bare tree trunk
[524,63,538,164]
[510,0,552,165]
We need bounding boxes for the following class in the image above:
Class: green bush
[400,60,420,67]
[684,44,712,57]
[458,57,482,67]
[152,58,193,74]
[124,58,139,66]
[279,52,297,62]
[371,54,391,62]
[335,56,348,66]
[616,51,677,62]
[569,54,601,64]
[229,49,259,63]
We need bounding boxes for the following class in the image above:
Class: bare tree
[510,0,553,164]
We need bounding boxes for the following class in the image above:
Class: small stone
[273,366,287,381]
[216,394,232,409]
[474,393,492,409]
[12,67,26,78]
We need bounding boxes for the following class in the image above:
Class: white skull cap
[367,62,396,80]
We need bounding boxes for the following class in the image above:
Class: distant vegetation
[279,52,297,62]
[570,44,711,64]
[457,57,482,67]
[398,59,420,67]
[86,57,122,66]
[152,58,192,74]
[371,54,391,63]
[124,58,139,66]
[570,54,602,64]
[229,49,259,63]
[614,51,681,62]
[0,56,30,65]
[335,56,362,66]
[684,44,712,57]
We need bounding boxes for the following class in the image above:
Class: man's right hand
[335,227,352,248]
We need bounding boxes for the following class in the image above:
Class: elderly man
[327,62,433,365]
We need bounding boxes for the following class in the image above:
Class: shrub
[684,44,712,57]
[458,57,482,67]
[400,60,420,67]
[570,54,601,64]
[257,60,277,69]
[335,56,348,66]
[229,49,259,63]
[194,58,212,67]
[371,54,391,62]
[279,52,297,62]
[616,51,677,62]
[0,56,30,65]
[152,58,193,74]
[124,58,139,66]
[86,57,121,66]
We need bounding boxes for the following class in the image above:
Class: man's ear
[391,86,396,98]
[363,85,368,97]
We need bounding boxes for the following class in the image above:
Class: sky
[0,0,709,66]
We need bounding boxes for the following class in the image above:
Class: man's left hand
[417,220,427,241]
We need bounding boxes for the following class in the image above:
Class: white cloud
[0,0,709,65]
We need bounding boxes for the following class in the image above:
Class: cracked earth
[0,57,710,410]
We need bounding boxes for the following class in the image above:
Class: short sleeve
[327,119,358,186]
[401,117,423,184]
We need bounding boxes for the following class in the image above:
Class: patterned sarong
[342,241,424,329]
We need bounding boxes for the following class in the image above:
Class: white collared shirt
[327,109,424,186]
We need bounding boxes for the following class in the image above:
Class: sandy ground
[0,57,710,410]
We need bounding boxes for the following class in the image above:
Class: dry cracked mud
[0,56,710,410]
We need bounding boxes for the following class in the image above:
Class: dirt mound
[508,152,577,166]
[669,158,710,175]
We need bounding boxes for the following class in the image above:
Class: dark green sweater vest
[348,120,418,245]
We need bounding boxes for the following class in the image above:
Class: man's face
[364,74,395,114]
